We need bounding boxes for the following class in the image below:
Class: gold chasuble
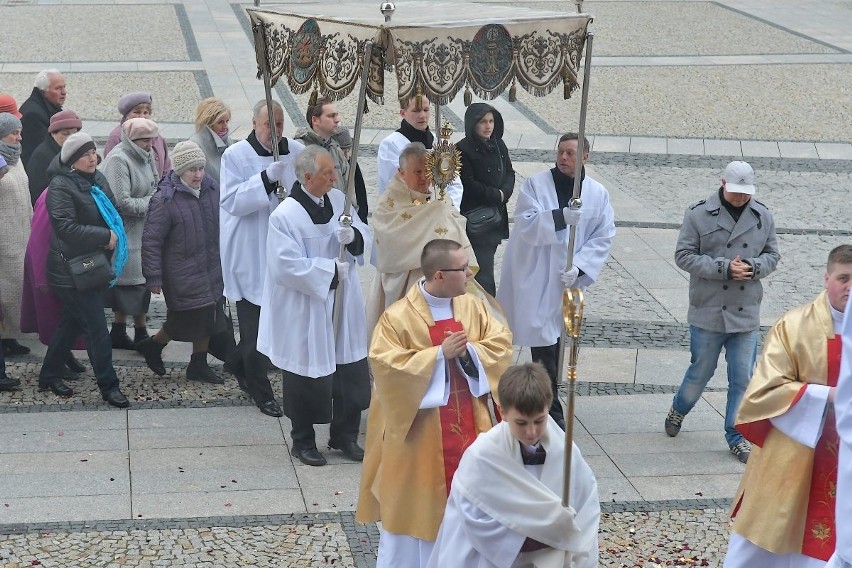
[367,174,480,328]
[356,283,513,542]
[732,291,840,558]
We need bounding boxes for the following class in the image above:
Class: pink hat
[48,109,83,133]
[122,117,159,141]
[0,94,22,119]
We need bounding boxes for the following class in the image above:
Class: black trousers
[471,241,498,297]
[284,358,371,450]
[530,340,564,425]
[233,300,274,404]
[41,286,120,394]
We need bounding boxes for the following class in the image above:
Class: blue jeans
[672,325,758,448]
[40,286,120,394]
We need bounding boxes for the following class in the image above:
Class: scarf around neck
[88,181,128,286]
[0,141,22,166]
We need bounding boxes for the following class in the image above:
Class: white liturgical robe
[497,169,615,347]
[256,187,370,378]
[427,417,599,568]
[829,305,852,568]
[219,137,304,305]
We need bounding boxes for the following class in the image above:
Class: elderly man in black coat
[20,69,66,167]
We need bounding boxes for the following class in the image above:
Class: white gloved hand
[335,259,350,282]
[265,160,288,183]
[562,207,583,226]
[336,226,355,245]
[560,265,580,288]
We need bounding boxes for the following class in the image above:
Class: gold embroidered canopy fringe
[247,3,592,106]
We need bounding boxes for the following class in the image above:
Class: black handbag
[63,251,114,291]
[208,299,238,363]
[463,205,503,238]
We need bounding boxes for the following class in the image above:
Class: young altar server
[257,145,371,467]
[427,362,600,568]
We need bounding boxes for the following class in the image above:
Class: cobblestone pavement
[0,508,731,567]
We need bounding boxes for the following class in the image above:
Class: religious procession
[1,0,851,566]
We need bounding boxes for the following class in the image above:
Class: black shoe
[257,399,283,417]
[102,388,130,408]
[133,327,149,348]
[136,337,167,376]
[0,374,22,391]
[65,353,87,374]
[2,339,30,356]
[328,439,365,462]
[62,364,82,381]
[110,324,136,350]
[38,380,73,397]
[186,352,224,384]
[291,446,327,467]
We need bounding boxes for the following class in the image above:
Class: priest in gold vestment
[366,142,479,329]
[356,239,513,568]
[725,245,852,567]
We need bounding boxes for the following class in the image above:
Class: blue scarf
[90,183,128,287]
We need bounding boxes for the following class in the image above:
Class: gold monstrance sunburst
[425,122,462,203]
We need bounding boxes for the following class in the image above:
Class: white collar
[419,278,451,310]
[830,301,844,335]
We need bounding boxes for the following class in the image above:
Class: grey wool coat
[675,189,780,334]
[100,133,159,286]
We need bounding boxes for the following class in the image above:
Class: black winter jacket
[141,171,223,311]
[20,87,61,167]
[45,156,116,289]
[456,103,515,244]
[25,134,61,205]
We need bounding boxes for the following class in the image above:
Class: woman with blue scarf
[40,132,131,408]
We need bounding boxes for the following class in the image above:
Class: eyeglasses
[439,264,469,272]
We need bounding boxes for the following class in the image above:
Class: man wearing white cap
[664,161,780,464]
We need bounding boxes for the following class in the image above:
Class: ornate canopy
[247,3,592,106]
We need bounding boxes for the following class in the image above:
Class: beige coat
[0,162,33,337]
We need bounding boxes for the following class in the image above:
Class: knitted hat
[60,132,96,165]
[122,117,159,141]
[117,92,152,117]
[0,112,23,138]
[48,109,83,134]
[0,95,22,119]
[331,126,352,149]
[172,140,206,176]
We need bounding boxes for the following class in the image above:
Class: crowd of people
[2,67,852,568]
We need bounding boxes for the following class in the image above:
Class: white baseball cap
[723,161,756,195]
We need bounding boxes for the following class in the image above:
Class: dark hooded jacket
[456,103,515,243]
[141,170,223,311]
[45,154,116,288]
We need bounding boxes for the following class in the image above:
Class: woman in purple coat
[138,141,226,384]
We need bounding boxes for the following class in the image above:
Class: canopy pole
[558,31,594,508]
[333,41,374,335]
[253,20,284,199]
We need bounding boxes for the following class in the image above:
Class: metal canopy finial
[380,1,395,22]
[574,0,583,13]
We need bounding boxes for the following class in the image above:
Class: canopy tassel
[308,85,318,108]
[563,70,571,100]
[508,79,517,102]
[463,85,472,107]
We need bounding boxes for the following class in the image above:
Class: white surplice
[497,170,615,347]
[256,187,370,378]
[831,302,852,567]
[377,131,463,210]
[426,417,599,568]
[219,138,304,305]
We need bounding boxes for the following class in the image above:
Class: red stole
[429,318,478,494]
[801,335,841,560]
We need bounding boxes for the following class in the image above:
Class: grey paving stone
[583,454,624,479]
[778,141,820,159]
[596,477,643,503]
[667,138,706,155]
[128,424,286,450]
[128,406,279,430]
[129,445,293,472]
[0,450,128,476]
[297,463,364,513]
[741,140,780,157]
[0,470,129,499]
[132,488,307,519]
[815,142,852,159]
[612,450,745,478]
[131,464,299,495]
[635,349,728,387]
[704,139,743,156]
[629,136,667,154]
[628,473,743,502]
[1,428,128,454]
[575,347,636,384]
[578,409,723,435]
[592,135,631,153]
[0,494,131,524]
[0,410,126,433]
[594,430,730,456]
